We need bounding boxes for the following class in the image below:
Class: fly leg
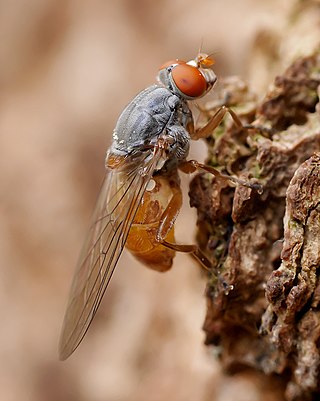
[155,182,212,270]
[192,105,243,140]
[192,105,275,139]
[187,105,263,192]
[179,159,262,192]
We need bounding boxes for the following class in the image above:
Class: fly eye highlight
[159,59,186,70]
[171,64,207,98]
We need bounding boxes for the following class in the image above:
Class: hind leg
[155,179,212,270]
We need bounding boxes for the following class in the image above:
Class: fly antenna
[198,38,204,55]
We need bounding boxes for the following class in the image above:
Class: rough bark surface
[190,52,320,401]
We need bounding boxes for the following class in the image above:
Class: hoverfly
[59,53,258,360]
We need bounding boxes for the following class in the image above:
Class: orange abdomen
[125,175,176,272]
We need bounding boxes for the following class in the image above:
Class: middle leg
[179,159,262,192]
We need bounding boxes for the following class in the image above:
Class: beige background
[0,1,317,400]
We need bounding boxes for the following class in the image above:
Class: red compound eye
[159,59,185,70]
[171,64,207,98]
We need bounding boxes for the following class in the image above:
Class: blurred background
[1,0,319,400]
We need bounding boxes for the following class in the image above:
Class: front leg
[192,105,243,140]
[192,104,275,139]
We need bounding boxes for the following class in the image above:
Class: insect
[59,53,259,360]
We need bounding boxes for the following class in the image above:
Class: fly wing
[59,146,164,360]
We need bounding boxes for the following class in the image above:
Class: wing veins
[59,146,164,359]
[78,160,153,322]
[82,172,137,265]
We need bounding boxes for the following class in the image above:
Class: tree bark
[190,51,320,401]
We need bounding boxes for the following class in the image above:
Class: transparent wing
[59,146,164,360]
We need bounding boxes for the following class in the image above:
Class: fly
[59,53,260,360]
